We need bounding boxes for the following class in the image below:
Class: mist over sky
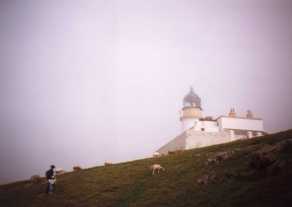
[0,0,292,183]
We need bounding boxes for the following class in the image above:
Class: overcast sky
[0,0,292,183]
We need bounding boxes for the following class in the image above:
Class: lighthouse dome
[183,87,202,109]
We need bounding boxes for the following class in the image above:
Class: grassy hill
[1,130,292,207]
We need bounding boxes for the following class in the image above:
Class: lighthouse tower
[180,87,203,131]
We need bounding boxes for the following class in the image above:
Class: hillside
[1,130,292,207]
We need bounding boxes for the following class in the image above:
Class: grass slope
[1,130,292,207]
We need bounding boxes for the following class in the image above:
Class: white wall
[194,121,220,132]
[185,131,232,149]
[181,118,198,131]
[218,117,264,131]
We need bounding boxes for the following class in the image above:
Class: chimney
[246,110,254,119]
[228,108,236,117]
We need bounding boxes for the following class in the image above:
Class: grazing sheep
[168,151,176,155]
[73,166,82,171]
[168,150,183,155]
[30,175,42,184]
[197,175,209,185]
[153,152,161,158]
[205,151,234,166]
[104,162,113,166]
[55,168,66,175]
[150,164,165,175]
[197,172,217,185]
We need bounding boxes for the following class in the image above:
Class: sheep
[197,175,209,185]
[168,150,183,155]
[73,166,82,171]
[168,151,176,155]
[150,164,165,175]
[30,175,42,184]
[153,152,161,158]
[55,168,66,175]
[104,162,113,166]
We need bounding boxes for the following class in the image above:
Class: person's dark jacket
[46,169,54,180]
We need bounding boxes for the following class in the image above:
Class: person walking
[46,165,56,194]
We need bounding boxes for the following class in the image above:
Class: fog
[1,0,292,183]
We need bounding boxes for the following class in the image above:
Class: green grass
[1,130,292,207]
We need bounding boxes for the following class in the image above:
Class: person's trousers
[46,182,54,193]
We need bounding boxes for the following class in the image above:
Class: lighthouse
[155,87,266,156]
[180,87,203,131]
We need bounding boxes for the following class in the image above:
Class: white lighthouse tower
[180,87,203,131]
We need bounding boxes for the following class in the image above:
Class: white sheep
[55,168,66,175]
[153,152,161,158]
[150,164,165,175]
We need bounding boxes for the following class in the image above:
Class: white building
[156,88,266,155]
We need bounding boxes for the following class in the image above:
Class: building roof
[215,115,263,121]
[156,132,187,155]
[183,87,202,109]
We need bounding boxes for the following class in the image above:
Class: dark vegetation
[1,130,292,207]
